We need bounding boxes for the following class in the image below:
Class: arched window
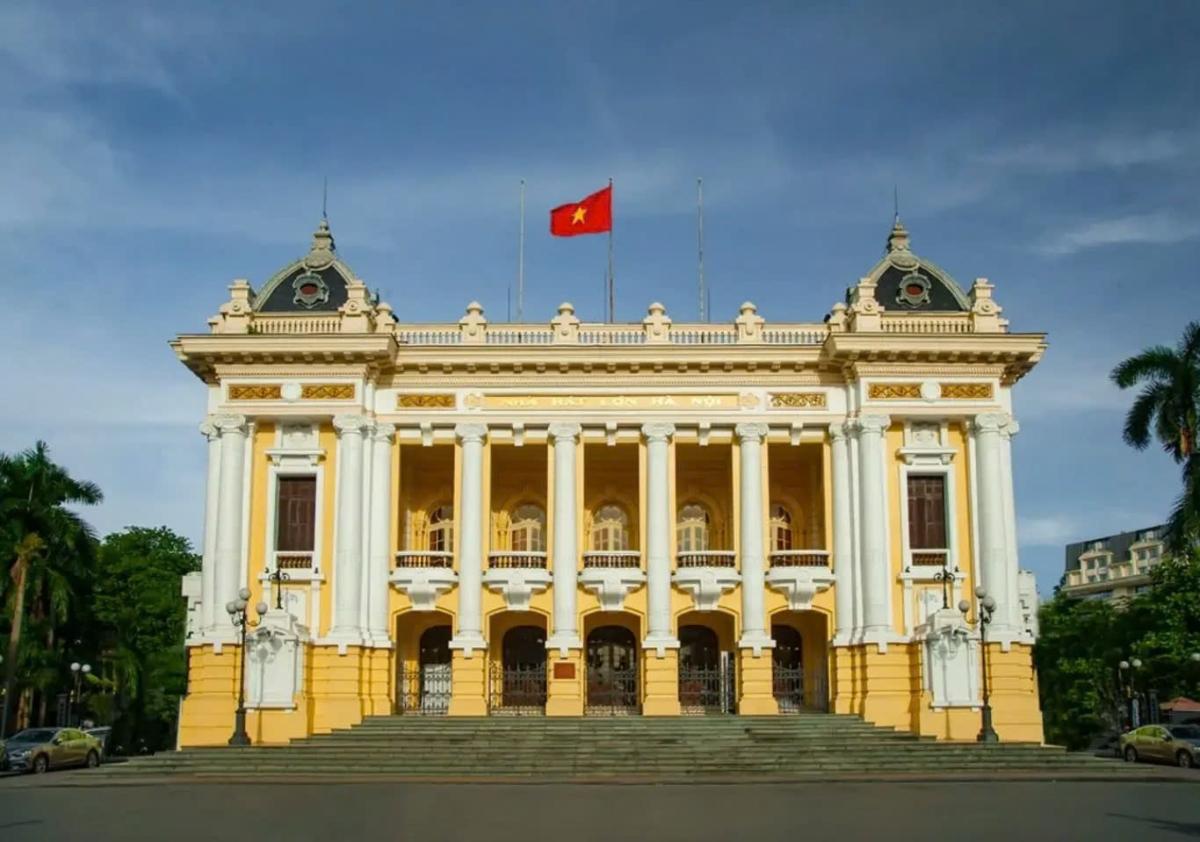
[428,504,453,553]
[591,504,629,551]
[510,503,546,552]
[677,503,711,553]
[770,503,793,552]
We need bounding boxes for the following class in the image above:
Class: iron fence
[586,667,640,715]
[396,664,452,715]
[679,659,736,715]
[488,663,547,715]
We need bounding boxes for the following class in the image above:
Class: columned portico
[450,423,487,654]
[199,418,221,635]
[366,423,395,646]
[735,422,777,714]
[212,412,247,642]
[642,422,681,716]
[973,412,1016,639]
[329,414,369,646]
[829,423,854,645]
[854,414,892,646]
[546,423,583,654]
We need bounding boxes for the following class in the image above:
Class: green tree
[93,527,199,752]
[0,441,102,736]
[1111,321,1200,551]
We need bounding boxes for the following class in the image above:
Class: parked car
[84,727,113,759]
[1120,724,1200,768]
[3,727,104,774]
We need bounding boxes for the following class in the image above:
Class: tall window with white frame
[677,503,711,554]
[427,504,454,553]
[770,503,794,552]
[906,475,947,568]
[276,475,316,571]
[510,503,546,553]
[591,504,629,551]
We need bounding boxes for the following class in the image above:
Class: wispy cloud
[1019,514,1081,548]
[1037,211,1200,256]
[977,128,1194,173]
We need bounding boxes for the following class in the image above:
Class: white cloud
[1019,514,1080,548]
[1037,212,1200,256]
[977,128,1192,173]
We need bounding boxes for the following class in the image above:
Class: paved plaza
[1,779,1197,841]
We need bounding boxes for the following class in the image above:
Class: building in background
[173,216,1047,746]
[1061,525,1168,603]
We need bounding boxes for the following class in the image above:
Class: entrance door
[586,626,639,715]
[419,626,452,714]
[679,625,734,714]
[772,625,804,712]
[491,626,547,714]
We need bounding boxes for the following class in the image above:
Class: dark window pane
[277,476,317,551]
[907,475,947,549]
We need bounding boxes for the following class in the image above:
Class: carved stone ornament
[302,383,355,400]
[769,392,827,409]
[895,272,931,308]
[229,384,283,401]
[868,383,921,400]
[483,567,551,612]
[397,394,456,409]
[292,271,330,309]
[673,566,740,612]
[940,383,994,400]
[580,566,647,612]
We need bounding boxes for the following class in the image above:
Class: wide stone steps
[91,714,1133,780]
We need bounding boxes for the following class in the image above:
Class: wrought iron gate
[679,653,736,715]
[586,667,639,715]
[396,663,452,715]
[488,663,547,715]
[773,667,805,712]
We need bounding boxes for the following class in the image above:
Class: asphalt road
[1,780,1197,841]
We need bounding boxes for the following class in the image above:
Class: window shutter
[907,475,946,549]
[277,476,317,551]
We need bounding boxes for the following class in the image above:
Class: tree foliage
[1037,550,1200,749]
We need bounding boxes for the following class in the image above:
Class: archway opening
[585,625,639,715]
[491,624,547,715]
[678,623,735,714]
[394,612,453,715]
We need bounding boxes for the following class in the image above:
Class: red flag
[550,185,612,236]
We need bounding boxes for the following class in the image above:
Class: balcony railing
[582,550,642,569]
[395,551,454,568]
[488,551,548,569]
[769,550,830,568]
[676,550,737,568]
[909,549,949,567]
[274,551,315,570]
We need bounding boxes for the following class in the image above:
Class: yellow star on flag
[571,205,587,224]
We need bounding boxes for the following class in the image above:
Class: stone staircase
[81,713,1153,782]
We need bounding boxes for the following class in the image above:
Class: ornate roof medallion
[896,272,931,307]
[292,271,329,308]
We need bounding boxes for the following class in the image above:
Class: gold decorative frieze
[480,393,741,411]
[868,383,922,400]
[228,384,282,401]
[301,383,356,400]
[397,394,457,409]
[769,392,827,409]
[940,382,994,400]
[227,382,354,401]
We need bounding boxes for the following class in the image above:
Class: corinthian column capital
[973,412,1011,435]
[854,414,891,435]
[548,422,582,442]
[212,413,247,435]
[370,422,396,443]
[333,414,372,435]
[454,422,488,444]
[641,422,676,443]
[828,422,849,442]
[199,417,220,440]
[734,422,768,443]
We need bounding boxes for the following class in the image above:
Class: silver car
[3,727,104,774]
[1120,724,1200,768]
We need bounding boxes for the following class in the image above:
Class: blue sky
[2,1,1197,595]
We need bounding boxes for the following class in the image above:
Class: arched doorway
[586,626,638,715]
[772,624,804,712]
[491,625,547,714]
[678,625,734,714]
[415,626,452,714]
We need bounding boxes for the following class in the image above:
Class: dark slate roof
[1063,525,1167,572]
[256,265,350,313]
[251,219,358,314]
[850,219,971,312]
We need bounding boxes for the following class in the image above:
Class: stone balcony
[767,549,834,611]
[390,551,457,611]
[673,551,739,611]
[580,551,645,612]
[484,551,551,611]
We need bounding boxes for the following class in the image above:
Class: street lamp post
[1119,657,1143,728]
[932,561,958,610]
[225,588,267,747]
[959,586,999,743]
[265,566,290,611]
[68,662,92,727]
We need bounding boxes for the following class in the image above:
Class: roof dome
[252,219,358,313]
[854,219,970,312]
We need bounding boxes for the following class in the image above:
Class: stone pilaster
[366,423,395,646]
[973,413,1015,638]
[450,423,487,655]
[641,422,679,656]
[213,413,247,640]
[546,423,583,655]
[199,418,222,635]
[830,422,855,645]
[329,414,370,645]
[854,414,892,646]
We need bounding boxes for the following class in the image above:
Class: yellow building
[174,217,1046,746]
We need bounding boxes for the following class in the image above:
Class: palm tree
[1111,321,1200,550]
[0,442,102,736]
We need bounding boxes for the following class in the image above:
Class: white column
[974,412,1016,637]
[212,413,247,637]
[854,414,892,641]
[547,423,583,653]
[199,418,222,634]
[450,423,487,654]
[736,423,772,653]
[642,422,679,654]
[366,423,395,646]
[1000,419,1023,635]
[330,414,369,643]
[830,422,855,644]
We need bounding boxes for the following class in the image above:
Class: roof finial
[893,184,900,224]
[322,176,328,221]
[887,186,910,254]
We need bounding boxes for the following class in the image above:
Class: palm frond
[1111,347,1180,389]
[1123,382,1169,452]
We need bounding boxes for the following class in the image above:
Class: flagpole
[517,179,526,322]
[697,177,706,322]
[607,177,614,323]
